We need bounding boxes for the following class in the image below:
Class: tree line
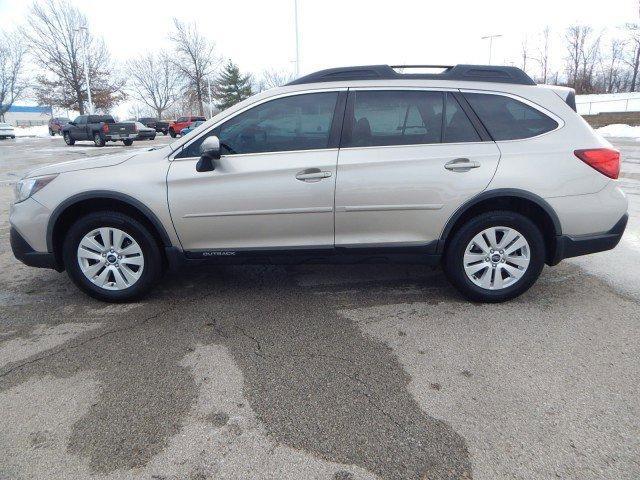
[4,0,640,122]
[0,0,293,121]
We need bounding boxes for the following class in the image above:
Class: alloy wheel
[77,227,144,290]
[463,226,530,290]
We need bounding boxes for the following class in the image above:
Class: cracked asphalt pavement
[0,135,639,479]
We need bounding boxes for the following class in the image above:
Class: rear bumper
[10,227,59,270]
[551,213,628,265]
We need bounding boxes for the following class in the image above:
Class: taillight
[102,123,109,133]
[574,148,620,179]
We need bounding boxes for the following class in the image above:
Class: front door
[71,115,88,140]
[167,91,345,252]
[335,89,501,248]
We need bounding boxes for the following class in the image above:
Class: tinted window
[464,93,558,141]
[214,92,338,156]
[443,93,481,143]
[177,117,187,123]
[74,116,86,124]
[344,91,443,147]
[180,93,338,157]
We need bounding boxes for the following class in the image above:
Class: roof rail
[287,64,536,86]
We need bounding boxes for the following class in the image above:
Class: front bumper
[10,227,59,270]
[551,213,628,265]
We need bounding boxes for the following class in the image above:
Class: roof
[1,105,52,114]
[288,64,536,86]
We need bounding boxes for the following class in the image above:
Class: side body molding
[436,188,562,254]
[46,190,174,252]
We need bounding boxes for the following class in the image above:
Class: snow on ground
[596,124,640,139]
[13,125,60,138]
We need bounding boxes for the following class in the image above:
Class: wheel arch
[47,191,173,269]
[437,189,562,264]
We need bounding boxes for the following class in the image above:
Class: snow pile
[14,125,59,138]
[596,124,640,139]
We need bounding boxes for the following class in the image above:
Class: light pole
[481,34,502,65]
[75,26,93,114]
[294,0,300,77]
[207,77,213,118]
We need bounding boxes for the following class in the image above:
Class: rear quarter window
[464,93,558,141]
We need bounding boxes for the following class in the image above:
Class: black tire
[169,128,176,138]
[49,128,55,136]
[443,211,545,303]
[162,130,167,136]
[150,135,156,141]
[62,212,162,302]
[123,139,134,146]
[94,132,105,147]
[63,132,75,145]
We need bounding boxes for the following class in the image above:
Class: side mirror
[196,136,221,172]
[69,121,76,126]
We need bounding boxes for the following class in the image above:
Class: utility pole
[75,26,93,114]
[294,0,300,77]
[481,34,502,65]
[207,77,213,118]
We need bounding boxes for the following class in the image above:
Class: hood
[24,151,138,178]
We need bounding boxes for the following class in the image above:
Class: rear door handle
[295,168,333,182]
[444,158,481,172]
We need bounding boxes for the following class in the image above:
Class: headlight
[13,174,58,203]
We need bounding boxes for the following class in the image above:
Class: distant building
[1,105,52,126]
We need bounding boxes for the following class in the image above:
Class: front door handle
[295,168,332,182]
[444,158,481,172]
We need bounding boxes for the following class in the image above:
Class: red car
[169,115,206,138]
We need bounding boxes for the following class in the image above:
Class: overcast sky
[1,0,639,117]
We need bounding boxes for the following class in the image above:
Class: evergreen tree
[214,61,253,111]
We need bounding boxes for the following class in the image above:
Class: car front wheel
[62,212,162,302]
[443,211,545,303]
[63,132,75,145]
[169,129,176,138]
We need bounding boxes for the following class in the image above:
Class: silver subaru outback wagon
[10,64,628,302]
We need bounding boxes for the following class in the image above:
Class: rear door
[335,89,501,248]
[167,90,346,252]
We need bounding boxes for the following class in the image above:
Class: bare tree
[538,27,551,84]
[256,68,296,91]
[624,1,640,91]
[169,18,218,116]
[600,38,625,93]
[22,0,124,114]
[564,25,602,93]
[0,30,28,121]
[521,36,529,73]
[126,53,180,119]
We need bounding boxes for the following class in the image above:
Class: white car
[0,122,15,139]
[10,64,628,302]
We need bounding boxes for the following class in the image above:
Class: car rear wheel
[123,139,134,146]
[443,211,545,303]
[93,133,105,147]
[49,128,55,136]
[63,132,75,145]
[63,212,162,302]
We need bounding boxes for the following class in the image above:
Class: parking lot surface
[0,135,639,480]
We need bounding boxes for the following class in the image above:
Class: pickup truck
[168,115,206,138]
[138,117,170,135]
[62,114,137,147]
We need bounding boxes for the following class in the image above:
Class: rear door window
[464,93,558,141]
[343,90,443,147]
